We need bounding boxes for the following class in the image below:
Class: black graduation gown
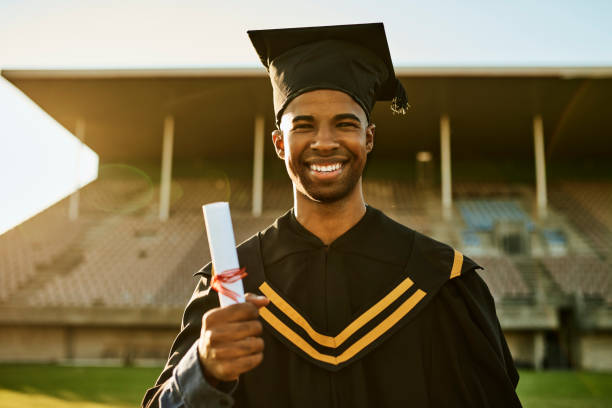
[146,206,521,407]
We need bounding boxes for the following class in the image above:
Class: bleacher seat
[541,255,611,300]
[549,182,612,259]
[541,229,568,256]
[471,256,531,301]
[458,200,535,232]
[3,177,609,311]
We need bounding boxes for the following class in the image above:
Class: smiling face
[273,89,374,204]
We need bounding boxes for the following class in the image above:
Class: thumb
[244,292,269,309]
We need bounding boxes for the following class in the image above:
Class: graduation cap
[248,23,409,126]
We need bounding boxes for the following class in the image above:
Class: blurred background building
[0,66,610,371]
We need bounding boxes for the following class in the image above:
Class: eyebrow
[292,115,314,123]
[291,113,362,123]
[333,113,362,123]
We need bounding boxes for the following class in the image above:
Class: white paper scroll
[202,202,245,306]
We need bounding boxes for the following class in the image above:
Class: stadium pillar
[252,115,265,217]
[533,115,548,219]
[159,115,174,222]
[534,330,545,370]
[68,118,85,221]
[440,114,453,220]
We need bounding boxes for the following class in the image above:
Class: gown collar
[262,205,412,267]
[286,205,374,248]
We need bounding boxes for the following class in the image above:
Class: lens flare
[202,168,231,204]
[84,164,154,214]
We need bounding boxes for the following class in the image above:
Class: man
[143,23,521,407]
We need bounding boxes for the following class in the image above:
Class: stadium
[0,66,610,379]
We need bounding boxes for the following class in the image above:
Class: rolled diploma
[202,202,245,306]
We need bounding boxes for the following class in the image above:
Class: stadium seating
[471,256,531,301]
[549,182,612,259]
[0,227,35,301]
[458,200,535,232]
[541,229,568,256]
[558,182,612,230]
[453,182,531,198]
[28,214,202,307]
[363,179,424,212]
[540,255,611,300]
[460,230,487,256]
[1,177,610,311]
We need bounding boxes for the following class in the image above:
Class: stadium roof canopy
[2,67,611,162]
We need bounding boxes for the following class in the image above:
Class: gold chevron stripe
[259,307,337,364]
[259,276,415,348]
[450,249,463,279]
[259,289,427,366]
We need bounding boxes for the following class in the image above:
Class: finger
[202,301,259,327]
[206,352,264,382]
[207,363,239,382]
[220,353,263,377]
[208,337,264,360]
[244,293,270,309]
[206,320,263,344]
[233,352,264,373]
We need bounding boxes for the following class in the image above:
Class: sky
[0,0,611,234]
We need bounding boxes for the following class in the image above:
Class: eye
[292,123,313,130]
[337,122,359,128]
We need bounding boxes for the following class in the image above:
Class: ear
[272,129,285,160]
[365,123,375,153]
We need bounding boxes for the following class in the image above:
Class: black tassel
[390,80,410,115]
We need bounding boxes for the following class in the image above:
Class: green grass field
[0,365,611,408]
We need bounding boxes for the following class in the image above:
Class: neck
[293,179,367,245]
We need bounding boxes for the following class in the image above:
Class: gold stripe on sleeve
[449,249,463,279]
[259,276,414,348]
[259,289,427,366]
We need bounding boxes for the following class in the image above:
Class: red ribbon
[211,267,247,302]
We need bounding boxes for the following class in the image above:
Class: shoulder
[386,220,500,335]
[398,226,484,294]
[367,207,482,284]
[411,232,496,326]
[410,232,501,343]
[366,207,415,246]
[430,267,509,363]
[414,229,482,276]
[438,266,494,310]
[372,206,481,274]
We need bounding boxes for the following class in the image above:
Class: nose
[310,124,340,152]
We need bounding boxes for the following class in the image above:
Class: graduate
[143,23,522,407]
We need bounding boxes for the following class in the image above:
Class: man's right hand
[197,293,269,384]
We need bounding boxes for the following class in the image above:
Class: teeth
[310,163,342,173]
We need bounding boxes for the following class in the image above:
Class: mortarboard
[247,23,409,126]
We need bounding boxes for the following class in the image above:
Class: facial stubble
[288,150,365,204]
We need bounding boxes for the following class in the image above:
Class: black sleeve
[141,276,228,407]
[428,270,522,407]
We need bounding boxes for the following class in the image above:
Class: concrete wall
[504,331,536,367]
[0,326,66,362]
[0,326,177,365]
[71,327,179,363]
[2,325,611,371]
[2,326,542,366]
[580,332,612,371]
